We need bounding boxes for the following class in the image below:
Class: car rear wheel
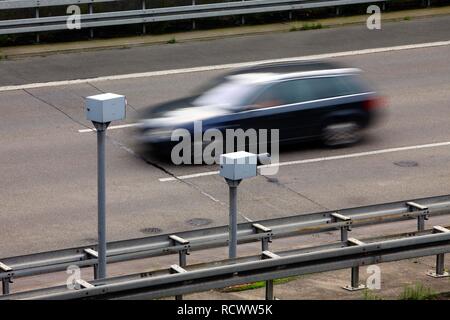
[322,121,361,147]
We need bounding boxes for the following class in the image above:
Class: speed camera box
[86,93,126,123]
[220,151,257,181]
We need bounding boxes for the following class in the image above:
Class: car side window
[306,76,364,100]
[249,79,314,109]
[249,83,286,109]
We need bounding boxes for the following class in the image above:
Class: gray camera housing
[86,93,126,123]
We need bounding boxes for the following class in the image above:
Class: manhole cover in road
[140,227,163,234]
[394,161,418,168]
[186,218,213,227]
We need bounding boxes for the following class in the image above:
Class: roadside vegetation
[290,22,323,32]
[222,281,447,300]
[363,283,445,300]
[220,276,299,293]
[167,37,177,44]
[362,289,383,300]
[399,283,437,300]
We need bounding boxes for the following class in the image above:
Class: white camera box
[86,93,126,123]
[220,151,257,181]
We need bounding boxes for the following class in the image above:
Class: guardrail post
[169,264,187,298]
[84,248,99,279]
[142,0,147,34]
[262,238,273,300]
[261,236,270,251]
[192,0,196,30]
[350,267,360,288]
[253,223,274,300]
[262,251,279,300]
[176,248,189,300]
[341,226,348,242]
[333,212,361,291]
[427,226,450,278]
[35,7,40,43]
[406,202,429,232]
[1,278,11,295]
[418,215,426,231]
[343,238,366,291]
[435,254,446,275]
[241,0,245,25]
[93,264,99,279]
[179,249,188,269]
[0,262,13,295]
[88,3,94,39]
[331,213,351,243]
[169,235,190,300]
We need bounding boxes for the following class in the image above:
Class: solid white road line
[1,40,450,93]
[78,123,139,133]
[159,140,450,182]
[160,170,221,182]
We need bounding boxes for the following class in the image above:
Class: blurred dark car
[136,61,385,158]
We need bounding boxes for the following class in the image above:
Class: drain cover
[186,218,213,227]
[140,227,163,234]
[394,161,418,168]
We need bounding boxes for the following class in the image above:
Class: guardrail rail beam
[3,227,450,300]
[1,194,450,296]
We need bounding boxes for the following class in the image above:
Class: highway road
[1,15,450,258]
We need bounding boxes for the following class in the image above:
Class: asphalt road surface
[1,15,450,257]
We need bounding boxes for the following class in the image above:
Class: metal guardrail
[1,194,449,296]
[3,225,450,300]
[0,0,119,10]
[0,0,390,36]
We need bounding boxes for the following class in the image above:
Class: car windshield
[192,81,256,108]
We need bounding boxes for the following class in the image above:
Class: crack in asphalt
[262,175,330,211]
[23,88,92,130]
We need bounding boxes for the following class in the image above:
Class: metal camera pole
[225,178,241,259]
[220,152,270,260]
[93,121,110,279]
[86,93,126,280]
